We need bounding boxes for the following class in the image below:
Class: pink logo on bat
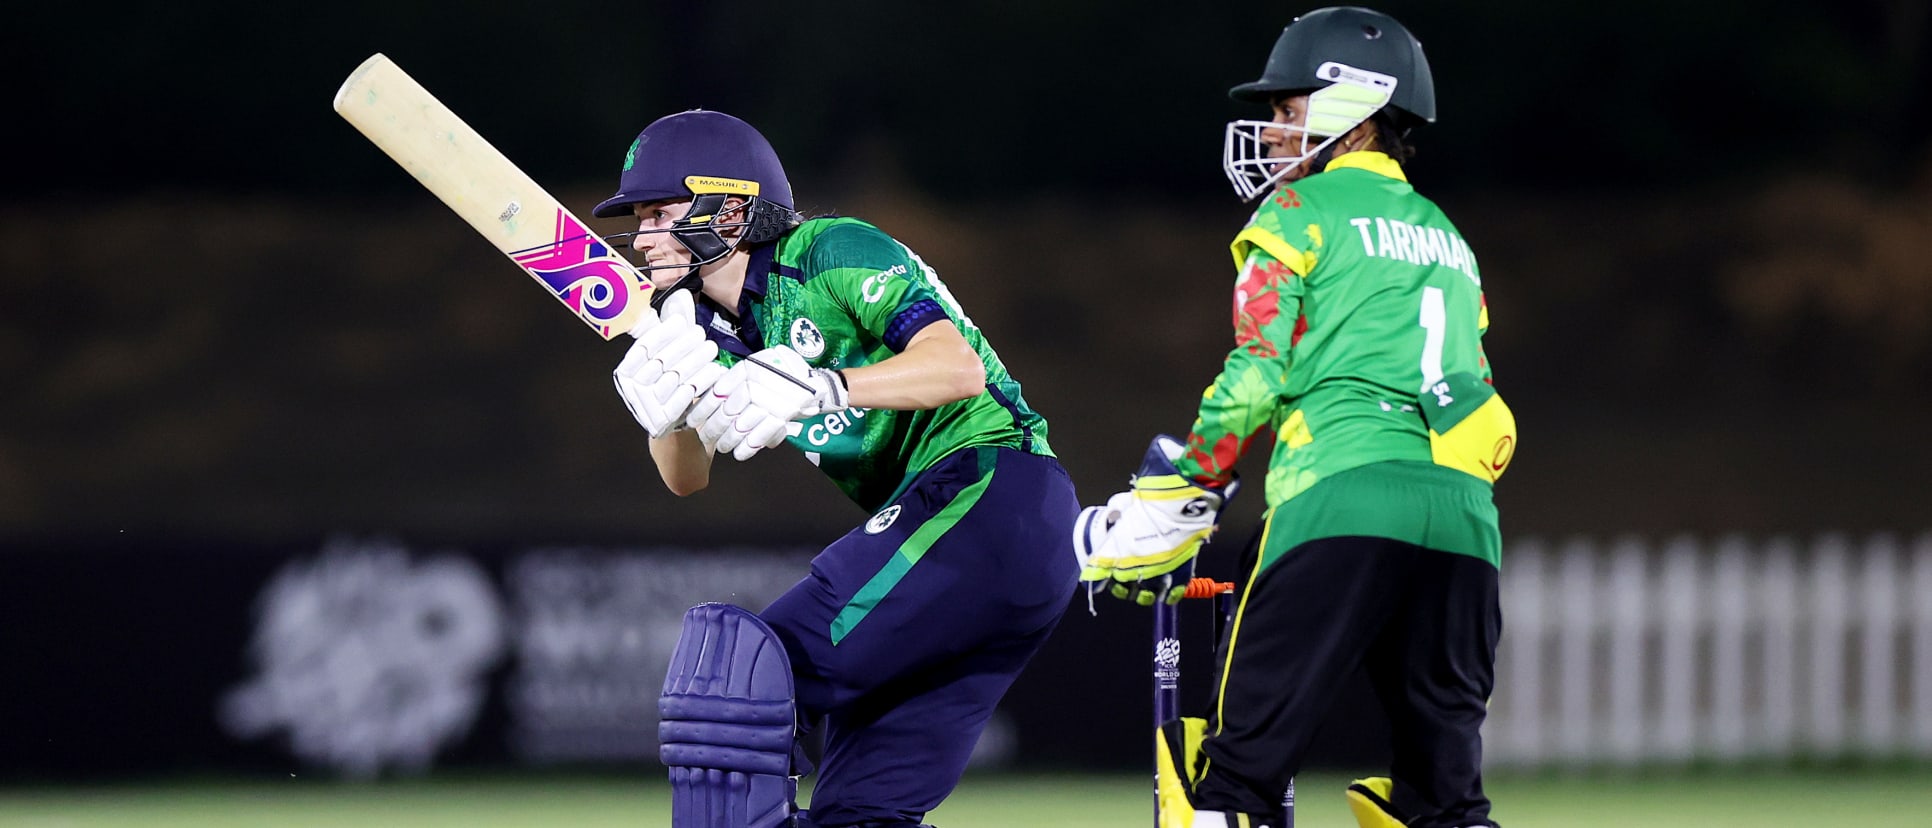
[513,210,646,333]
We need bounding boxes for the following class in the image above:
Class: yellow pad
[1345,777,1407,828]
[1156,717,1208,828]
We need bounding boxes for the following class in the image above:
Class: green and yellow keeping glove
[1072,435,1238,605]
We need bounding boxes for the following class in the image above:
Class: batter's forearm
[650,429,713,496]
[843,321,986,410]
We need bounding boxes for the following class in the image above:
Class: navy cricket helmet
[593,109,799,268]
[594,110,795,217]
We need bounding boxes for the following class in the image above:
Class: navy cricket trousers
[758,446,1080,827]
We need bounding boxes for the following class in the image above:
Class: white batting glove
[613,290,727,439]
[687,346,848,461]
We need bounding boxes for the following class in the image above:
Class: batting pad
[659,603,799,828]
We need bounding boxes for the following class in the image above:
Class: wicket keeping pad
[1156,717,1208,828]
[1345,776,1409,828]
[660,603,801,828]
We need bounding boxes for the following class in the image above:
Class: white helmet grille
[1221,62,1397,201]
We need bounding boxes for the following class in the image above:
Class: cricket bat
[332,53,652,339]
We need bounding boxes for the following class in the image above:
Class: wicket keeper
[1076,8,1517,828]
[603,110,1078,828]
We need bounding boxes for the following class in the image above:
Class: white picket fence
[1484,532,1932,767]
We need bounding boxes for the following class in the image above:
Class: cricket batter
[601,110,1078,828]
[1074,8,1516,828]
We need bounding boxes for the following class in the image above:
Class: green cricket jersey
[705,217,1052,513]
[1175,152,1512,565]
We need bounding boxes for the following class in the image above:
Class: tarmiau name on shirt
[1347,216,1480,286]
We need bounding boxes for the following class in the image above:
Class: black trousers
[1193,533,1502,828]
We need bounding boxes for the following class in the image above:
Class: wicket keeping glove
[614,289,727,439]
[1074,434,1238,606]
[687,345,848,461]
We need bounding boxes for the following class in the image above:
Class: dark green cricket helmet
[1229,6,1436,127]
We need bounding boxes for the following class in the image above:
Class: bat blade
[332,53,651,340]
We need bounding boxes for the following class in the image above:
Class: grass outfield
[1,768,1928,827]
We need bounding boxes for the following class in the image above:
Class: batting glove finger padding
[688,390,728,453]
[688,345,847,461]
[656,333,718,389]
[664,360,726,419]
[613,290,726,438]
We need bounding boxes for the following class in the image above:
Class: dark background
[4,0,1931,780]
[6,0,1930,545]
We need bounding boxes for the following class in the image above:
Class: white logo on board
[219,537,504,778]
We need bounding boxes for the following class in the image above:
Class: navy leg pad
[660,603,799,828]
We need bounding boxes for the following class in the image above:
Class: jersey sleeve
[802,222,950,351]
[1174,190,1321,486]
[1229,187,1322,276]
[1175,247,1304,487]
